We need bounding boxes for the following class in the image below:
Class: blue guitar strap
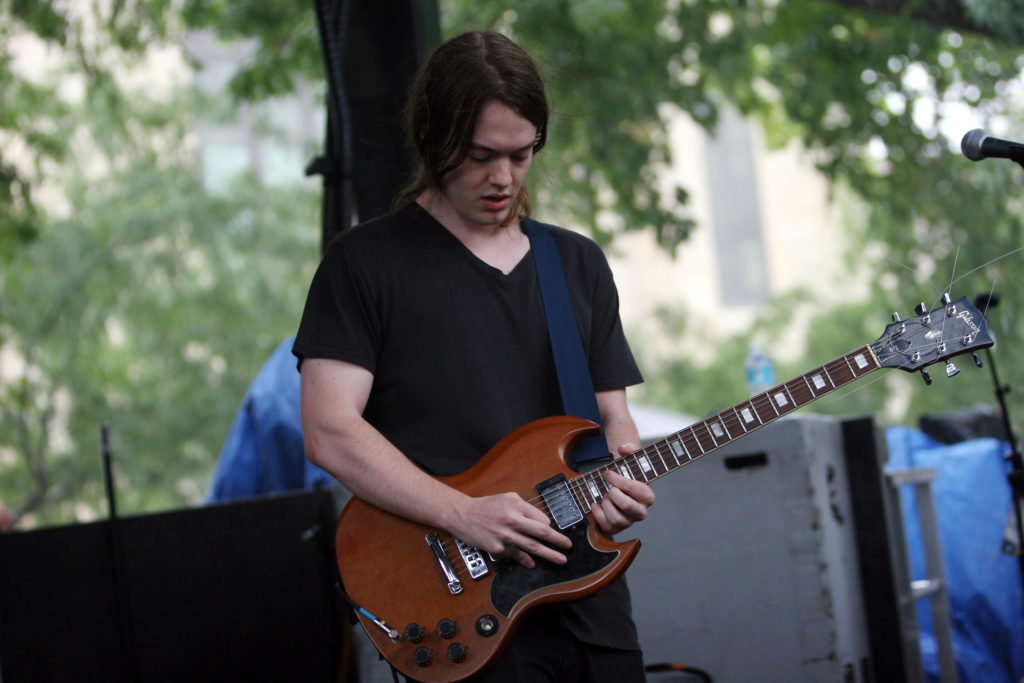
[522,218,609,465]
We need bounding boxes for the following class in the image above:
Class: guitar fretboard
[567,344,880,513]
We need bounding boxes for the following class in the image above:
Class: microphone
[961,129,1024,163]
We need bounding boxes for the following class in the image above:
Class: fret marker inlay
[812,374,826,390]
[773,392,789,407]
[670,440,688,460]
[638,456,653,473]
[740,407,755,423]
[854,353,868,369]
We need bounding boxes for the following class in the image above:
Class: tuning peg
[891,312,901,322]
[942,292,952,305]
[915,302,928,315]
[972,353,983,368]
[919,368,932,385]
[945,361,960,378]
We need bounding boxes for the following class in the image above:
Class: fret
[569,479,589,511]
[785,380,803,407]
[634,453,655,481]
[703,420,720,447]
[709,417,732,442]
[719,411,741,440]
[688,426,707,454]
[764,391,781,416]
[732,407,750,434]
[738,401,763,428]
[615,460,633,479]
[842,355,856,379]
[776,383,796,411]
[583,474,603,504]
[801,374,815,397]
[650,444,670,474]
[668,437,689,464]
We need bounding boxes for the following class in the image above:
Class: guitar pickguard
[490,521,618,615]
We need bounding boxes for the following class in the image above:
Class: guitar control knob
[413,646,434,667]
[437,618,457,639]
[405,623,425,644]
[447,642,468,663]
[475,614,499,637]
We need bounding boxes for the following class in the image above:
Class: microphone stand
[974,295,1024,599]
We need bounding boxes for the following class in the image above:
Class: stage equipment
[622,414,917,682]
[0,489,347,683]
[971,291,1024,594]
[306,0,440,251]
[961,129,1024,168]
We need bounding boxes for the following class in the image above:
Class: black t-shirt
[293,201,644,649]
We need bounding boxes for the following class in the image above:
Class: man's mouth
[481,194,510,211]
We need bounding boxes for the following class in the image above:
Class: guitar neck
[569,344,881,512]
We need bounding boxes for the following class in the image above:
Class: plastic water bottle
[745,343,775,396]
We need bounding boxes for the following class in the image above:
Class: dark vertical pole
[307,0,358,254]
[101,423,141,682]
[306,0,440,253]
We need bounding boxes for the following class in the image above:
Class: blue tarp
[205,336,336,503]
[886,426,1024,683]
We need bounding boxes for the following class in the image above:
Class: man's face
[439,100,537,231]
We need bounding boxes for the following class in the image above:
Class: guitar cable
[334,582,403,642]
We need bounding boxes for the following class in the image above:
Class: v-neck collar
[410,202,534,280]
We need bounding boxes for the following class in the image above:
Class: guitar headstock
[870,294,994,382]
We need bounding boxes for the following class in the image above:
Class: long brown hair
[394,31,549,217]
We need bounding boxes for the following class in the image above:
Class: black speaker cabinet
[0,489,346,683]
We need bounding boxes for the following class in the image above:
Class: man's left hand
[590,443,655,535]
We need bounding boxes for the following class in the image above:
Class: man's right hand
[449,492,572,569]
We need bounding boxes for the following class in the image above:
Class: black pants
[470,617,645,683]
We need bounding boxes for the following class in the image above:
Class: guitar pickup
[537,474,584,530]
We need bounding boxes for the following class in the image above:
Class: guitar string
[434,333,961,571]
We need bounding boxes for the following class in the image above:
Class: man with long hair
[295,31,653,681]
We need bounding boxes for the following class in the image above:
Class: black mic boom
[961,128,1024,164]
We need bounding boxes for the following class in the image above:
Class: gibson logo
[955,309,980,337]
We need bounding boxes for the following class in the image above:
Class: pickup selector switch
[475,614,499,637]
[437,618,457,639]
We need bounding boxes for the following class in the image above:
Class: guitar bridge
[425,532,463,595]
[537,474,584,530]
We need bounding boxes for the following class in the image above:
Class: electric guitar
[334,295,993,682]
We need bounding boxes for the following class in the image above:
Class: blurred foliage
[2,0,1023,526]
[0,3,319,527]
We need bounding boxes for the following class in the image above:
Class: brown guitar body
[335,415,642,682]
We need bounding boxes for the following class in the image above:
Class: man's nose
[488,157,513,186]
